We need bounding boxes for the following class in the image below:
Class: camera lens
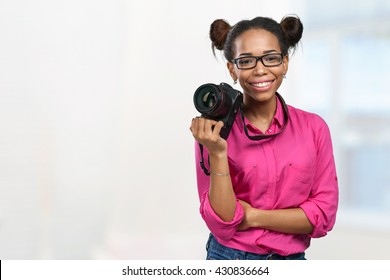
[193,82,242,140]
[194,84,226,118]
[202,91,217,108]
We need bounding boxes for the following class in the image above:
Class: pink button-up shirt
[195,94,339,256]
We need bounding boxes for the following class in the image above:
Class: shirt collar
[236,93,286,135]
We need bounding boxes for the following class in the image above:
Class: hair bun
[209,19,231,53]
[280,15,303,50]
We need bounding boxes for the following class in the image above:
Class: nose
[253,59,267,75]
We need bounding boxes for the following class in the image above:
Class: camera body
[193,82,243,139]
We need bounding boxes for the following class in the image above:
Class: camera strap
[198,143,210,176]
[197,92,290,176]
[240,92,290,140]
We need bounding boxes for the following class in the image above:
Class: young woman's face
[228,29,288,103]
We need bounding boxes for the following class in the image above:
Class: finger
[196,117,205,137]
[190,117,197,133]
[204,119,214,136]
[212,121,225,137]
[189,118,195,133]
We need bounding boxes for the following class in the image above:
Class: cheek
[272,71,285,89]
[275,74,284,85]
[275,68,286,80]
[237,71,251,81]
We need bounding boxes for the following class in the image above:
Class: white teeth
[252,81,272,88]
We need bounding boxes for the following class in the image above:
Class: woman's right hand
[190,117,227,157]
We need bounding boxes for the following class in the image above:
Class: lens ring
[193,84,224,117]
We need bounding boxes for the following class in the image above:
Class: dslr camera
[193,83,243,139]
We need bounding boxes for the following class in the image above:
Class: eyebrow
[237,49,279,57]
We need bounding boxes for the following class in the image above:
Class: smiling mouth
[250,80,274,88]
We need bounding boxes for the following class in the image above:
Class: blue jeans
[206,234,306,260]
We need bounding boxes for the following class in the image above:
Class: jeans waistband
[206,233,306,260]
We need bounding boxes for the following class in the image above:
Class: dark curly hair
[209,15,303,61]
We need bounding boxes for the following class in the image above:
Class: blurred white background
[0,0,389,259]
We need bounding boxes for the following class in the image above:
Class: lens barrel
[193,84,231,119]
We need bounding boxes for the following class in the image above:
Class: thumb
[212,121,225,135]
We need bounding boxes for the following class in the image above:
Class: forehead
[234,29,281,55]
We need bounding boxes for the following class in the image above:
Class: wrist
[248,208,262,228]
[209,150,228,159]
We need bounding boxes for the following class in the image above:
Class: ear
[282,55,289,75]
[227,62,237,81]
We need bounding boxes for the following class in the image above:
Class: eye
[236,57,255,67]
[263,54,282,64]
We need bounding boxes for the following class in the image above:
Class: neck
[242,94,277,128]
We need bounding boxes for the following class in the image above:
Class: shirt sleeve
[194,142,244,240]
[299,116,339,238]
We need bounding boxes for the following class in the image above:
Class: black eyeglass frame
[232,53,284,70]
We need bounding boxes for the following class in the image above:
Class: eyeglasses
[233,53,284,69]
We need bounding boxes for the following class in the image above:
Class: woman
[190,15,339,260]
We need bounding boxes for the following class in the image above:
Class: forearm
[208,153,237,222]
[245,207,313,234]
[190,118,237,222]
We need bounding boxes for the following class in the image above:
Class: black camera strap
[198,92,290,176]
[240,92,290,140]
[199,143,210,176]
